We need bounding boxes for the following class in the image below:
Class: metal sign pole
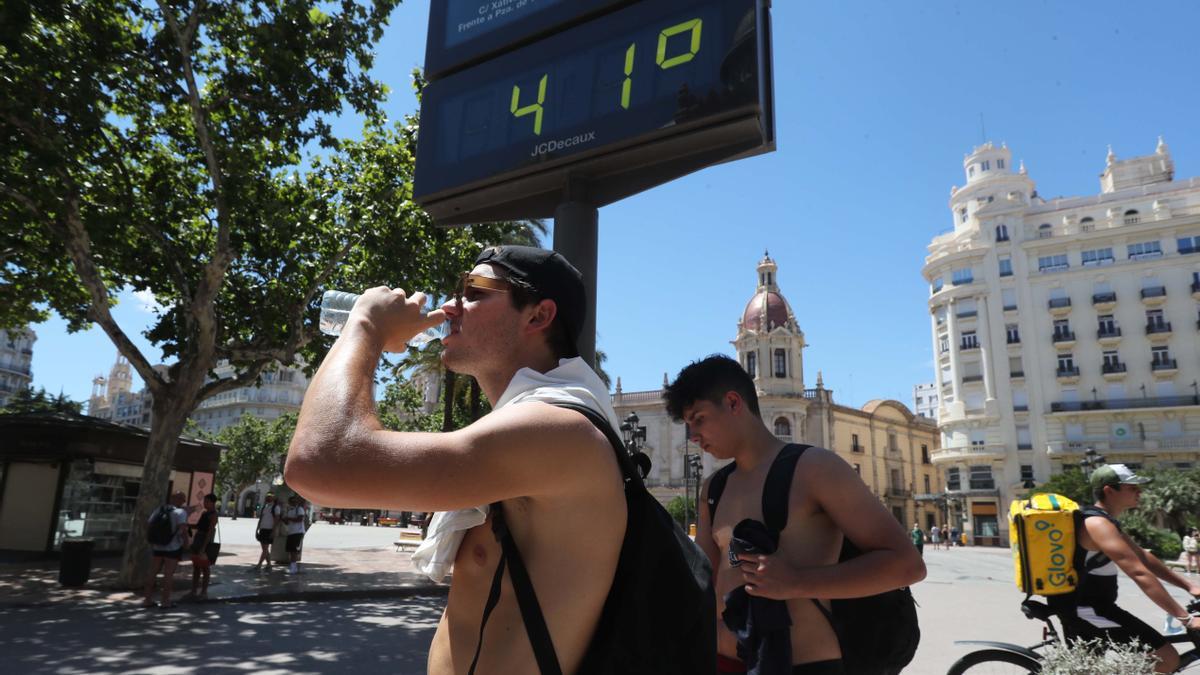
[552,184,598,368]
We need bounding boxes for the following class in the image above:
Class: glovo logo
[1034,518,1071,587]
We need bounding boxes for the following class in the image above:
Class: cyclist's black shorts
[1057,603,1167,650]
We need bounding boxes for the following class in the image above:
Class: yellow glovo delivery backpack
[1009,493,1081,597]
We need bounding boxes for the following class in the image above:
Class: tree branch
[49,191,167,394]
[195,358,272,402]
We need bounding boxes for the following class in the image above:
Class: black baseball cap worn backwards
[474,245,586,357]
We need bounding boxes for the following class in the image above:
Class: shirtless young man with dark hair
[665,355,926,674]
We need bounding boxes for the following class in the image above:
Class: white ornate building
[88,356,157,426]
[190,361,310,435]
[614,254,942,529]
[913,382,939,422]
[0,328,36,407]
[923,139,1200,545]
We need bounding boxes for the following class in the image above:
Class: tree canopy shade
[0,0,536,585]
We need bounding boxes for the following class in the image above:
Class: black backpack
[147,505,175,546]
[708,445,920,675]
[468,403,716,675]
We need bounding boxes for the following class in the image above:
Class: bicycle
[947,598,1200,673]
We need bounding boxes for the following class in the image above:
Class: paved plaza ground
[2,525,1197,674]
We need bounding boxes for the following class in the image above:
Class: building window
[1038,223,1054,239]
[1020,465,1034,483]
[853,463,861,476]
[1009,355,1024,377]
[997,158,1005,169]
[1102,350,1120,368]
[924,475,931,493]
[1052,318,1071,340]
[921,445,930,464]
[1038,254,1069,272]
[999,257,1012,276]
[851,433,862,452]
[1177,234,1200,255]
[774,417,791,438]
[1057,353,1075,373]
[951,268,974,286]
[1127,240,1163,260]
[1002,288,1018,311]
[996,225,1009,242]
[959,207,968,222]
[773,349,787,378]
[969,465,995,490]
[968,166,975,178]
[1152,345,1173,367]
[981,160,991,171]
[1146,308,1166,330]
[744,351,757,378]
[888,431,898,452]
[1081,247,1114,266]
[1006,323,1020,344]
[931,277,944,294]
[946,468,961,491]
[960,330,979,350]
[1123,209,1140,225]
[1098,314,1117,335]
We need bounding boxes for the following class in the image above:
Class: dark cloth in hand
[722,519,792,675]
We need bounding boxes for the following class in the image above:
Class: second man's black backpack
[146,504,175,546]
[468,402,716,675]
[707,445,920,675]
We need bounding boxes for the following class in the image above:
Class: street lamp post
[619,411,650,480]
[684,452,703,532]
[1078,447,1106,479]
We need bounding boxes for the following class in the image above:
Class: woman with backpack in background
[184,494,219,601]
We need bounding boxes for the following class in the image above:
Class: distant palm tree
[593,348,612,390]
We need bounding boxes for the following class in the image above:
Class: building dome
[740,251,795,332]
[742,291,791,332]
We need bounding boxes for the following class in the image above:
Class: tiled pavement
[0,541,446,609]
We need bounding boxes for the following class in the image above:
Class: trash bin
[59,538,94,587]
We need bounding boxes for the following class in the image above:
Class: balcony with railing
[1140,286,1167,304]
[1097,326,1122,343]
[1101,362,1127,379]
[1048,437,1200,455]
[1048,297,1072,315]
[850,444,864,453]
[959,340,980,352]
[1146,321,1173,339]
[961,374,984,384]
[1050,395,1199,413]
[1151,358,1178,374]
[1052,330,1076,347]
[1092,292,1117,311]
[1055,366,1080,381]
[886,487,912,499]
[930,444,1008,462]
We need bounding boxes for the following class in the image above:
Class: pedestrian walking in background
[255,493,281,570]
[142,491,190,608]
[283,495,307,575]
[930,523,941,550]
[185,494,219,600]
[950,525,960,548]
[1184,529,1199,575]
[911,523,925,556]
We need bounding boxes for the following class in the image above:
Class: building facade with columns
[0,327,36,408]
[923,139,1200,546]
[612,254,942,530]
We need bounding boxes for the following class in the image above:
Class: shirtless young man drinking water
[665,355,926,674]
[287,246,627,674]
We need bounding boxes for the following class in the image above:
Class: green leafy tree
[0,386,83,414]
[214,412,296,505]
[0,1,534,586]
[1027,468,1091,505]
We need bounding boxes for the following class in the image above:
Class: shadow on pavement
[0,594,445,674]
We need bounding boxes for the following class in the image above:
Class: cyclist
[1048,464,1200,673]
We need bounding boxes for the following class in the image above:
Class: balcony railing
[960,341,980,351]
[962,374,983,383]
[1101,362,1127,374]
[887,487,912,499]
[1141,286,1167,299]
[1010,370,1025,378]
[1146,322,1172,335]
[1052,331,1076,343]
[1048,297,1071,309]
[1006,335,1020,344]
[1092,292,1117,304]
[851,444,864,453]
[1056,367,1080,377]
[1097,327,1122,339]
[956,310,978,319]
[1013,404,1029,412]
[1050,395,1200,412]
[1152,359,1178,371]
[1003,304,1018,311]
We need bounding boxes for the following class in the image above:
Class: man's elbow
[284,433,325,500]
[898,546,927,586]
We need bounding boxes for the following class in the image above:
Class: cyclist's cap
[1090,464,1152,490]
[474,245,586,358]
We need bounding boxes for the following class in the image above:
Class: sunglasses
[452,272,511,309]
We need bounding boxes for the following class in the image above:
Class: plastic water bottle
[318,290,446,347]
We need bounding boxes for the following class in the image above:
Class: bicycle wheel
[947,648,1041,674]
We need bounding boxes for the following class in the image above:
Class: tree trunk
[116,394,194,588]
[441,370,458,432]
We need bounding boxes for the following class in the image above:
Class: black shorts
[152,547,183,560]
[285,533,304,553]
[256,528,274,544]
[1058,603,1167,650]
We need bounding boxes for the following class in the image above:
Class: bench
[394,532,423,552]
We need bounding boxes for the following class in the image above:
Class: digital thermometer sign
[414,0,773,223]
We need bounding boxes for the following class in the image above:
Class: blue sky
[27,0,1200,411]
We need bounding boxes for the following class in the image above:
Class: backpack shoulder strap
[762,444,811,534]
[550,402,637,483]
[707,462,736,523]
